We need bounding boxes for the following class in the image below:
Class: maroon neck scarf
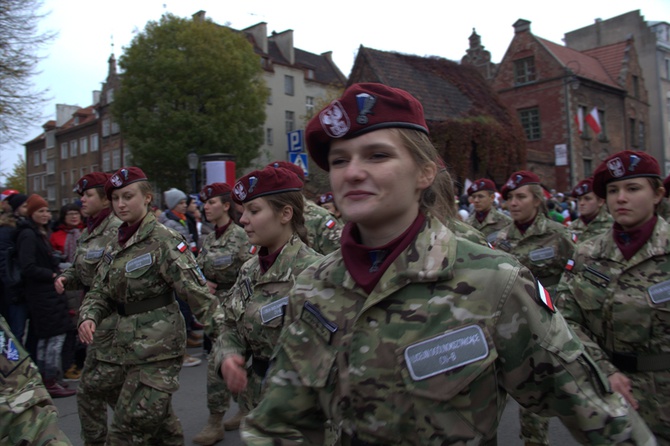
[87,207,112,233]
[475,210,489,223]
[215,221,232,239]
[613,215,657,260]
[580,214,596,226]
[259,244,285,274]
[118,216,145,246]
[341,213,425,294]
[514,214,537,235]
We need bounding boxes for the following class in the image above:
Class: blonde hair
[263,191,309,245]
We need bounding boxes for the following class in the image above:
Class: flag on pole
[585,107,602,135]
[574,107,584,134]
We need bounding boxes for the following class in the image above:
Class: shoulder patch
[535,280,556,313]
[571,233,578,243]
[249,245,258,255]
[325,219,336,229]
[177,242,188,253]
[565,259,575,272]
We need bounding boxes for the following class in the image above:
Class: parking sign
[287,130,303,153]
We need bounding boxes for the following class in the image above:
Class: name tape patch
[125,253,153,273]
[404,325,489,381]
[260,296,289,324]
[301,301,338,342]
[529,247,555,262]
[649,280,670,304]
[85,249,105,260]
[213,255,233,267]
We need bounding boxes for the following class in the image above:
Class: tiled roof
[581,41,629,85]
[295,48,346,85]
[59,106,97,131]
[536,37,621,89]
[353,46,513,124]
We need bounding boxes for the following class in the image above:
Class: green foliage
[112,13,268,190]
[3,154,26,191]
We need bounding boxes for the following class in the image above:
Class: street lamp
[187,151,199,193]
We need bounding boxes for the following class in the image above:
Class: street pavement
[54,346,579,445]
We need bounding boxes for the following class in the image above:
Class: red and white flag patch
[249,245,258,255]
[325,219,336,229]
[177,242,188,253]
[571,233,578,243]
[536,280,556,313]
[565,259,575,272]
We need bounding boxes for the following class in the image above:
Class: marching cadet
[267,161,342,255]
[77,167,220,445]
[241,83,652,445]
[569,176,613,243]
[317,191,343,221]
[466,177,511,244]
[494,170,575,446]
[193,182,252,445]
[557,150,670,444]
[54,172,121,445]
[0,314,72,445]
[215,166,322,414]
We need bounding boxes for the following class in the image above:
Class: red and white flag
[585,107,601,135]
[574,107,584,134]
[536,280,556,313]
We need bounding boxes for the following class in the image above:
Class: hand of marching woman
[222,354,248,394]
[78,320,97,345]
[609,371,639,409]
[54,276,66,294]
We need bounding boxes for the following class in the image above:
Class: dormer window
[305,69,315,80]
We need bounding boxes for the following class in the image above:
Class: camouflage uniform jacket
[494,212,574,288]
[304,198,342,255]
[59,211,122,290]
[79,212,220,364]
[556,217,670,435]
[0,315,72,445]
[197,223,252,302]
[214,234,321,364]
[569,205,613,244]
[466,207,512,244]
[242,215,643,445]
[448,218,489,246]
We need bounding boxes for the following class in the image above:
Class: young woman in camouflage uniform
[77,167,220,445]
[568,177,613,243]
[193,182,252,445]
[54,172,122,446]
[215,167,322,414]
[494,171,575,446]
[241,83,651,445]
[557,150,670,443]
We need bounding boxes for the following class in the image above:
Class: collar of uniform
[118,212,156,249]
[592,215,670,264]
[252,233,306,285]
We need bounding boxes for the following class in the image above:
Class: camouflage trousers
[206,350,232,413]
[0,389,72,445]
[632,373,670,445]
[79,358,184,445]
[77,348,119,445]
[519,407,549,445]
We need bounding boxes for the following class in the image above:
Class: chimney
[513,19,531,34]
[56,104,80,127]
[192,10,206,22]
[92,90,101,105]
[269,29,294,65]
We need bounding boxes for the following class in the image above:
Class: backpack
[1,245,22,288]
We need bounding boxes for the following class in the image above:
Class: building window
[61,171,67,185]
[106,88,114,104]
[306,96,315,118]
[284,75,294,96]
[112,149,121,170]
[60,143,67,159]
[62,198,69,206]
[514,57,536,85]
[80,137,88,154]
[519,107,541,140]
[123,145,132,165]
[102,118,111,137]
[41,175,46,190]
[46,185,55,201]
[80,166,88,177]
[305,69,315,80]
[630,118,636,148]
[41,148,47,165]
[632,75,640,99]
[639,121,645,150]
[285,111,295,133]
[111,120,120,134]
[267,88,273,105]
[91,134,99,151]
[46,159,54,175]
[266,128,273,146]
[583,158,593,178]
[102,152,111,172]
[71,169,77,184]
[70,140,78,157]
[33,150,40,166]
[33,176,39,191]
[46,130,55,148]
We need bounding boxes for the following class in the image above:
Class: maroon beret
[571,177,594,198]
[200,183,232,202]
[317,192,334,205]
[105,167,148,200]
[267,160,305,182]
[232,166,303,204]
[501,171,541,199]
[467,178,497,196]
[74,172,111,195]
[592,150,660,199]
[305,83,428,171]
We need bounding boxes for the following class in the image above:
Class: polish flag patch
[177,242,188,253]
[249,245,258,255]
[565,259,575,272]
[571,233,578,243]
[325,219,336,229]
[536,280,556,313]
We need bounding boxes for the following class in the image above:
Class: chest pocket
[281,317,337,388]
[124,253,154,279]
[83,248,105,264]
[399,324,498,402]
[259,296,289,328]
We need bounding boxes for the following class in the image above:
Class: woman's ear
[418,161,437,190]
[280,205,294,225]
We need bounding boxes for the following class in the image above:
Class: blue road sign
[289,152,309,177]
[287,130,304,153]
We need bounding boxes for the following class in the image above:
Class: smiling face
[606,178,663,230]
[31,207,51,226]
[328,129,433,244]
[506,185,541,224]
[111,182,151,225]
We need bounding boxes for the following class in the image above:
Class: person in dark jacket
[16,194,75,398]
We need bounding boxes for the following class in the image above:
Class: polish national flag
[585,107,602,135]
[574,108,584,134]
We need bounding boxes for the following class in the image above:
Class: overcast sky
[1,0,669,183]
